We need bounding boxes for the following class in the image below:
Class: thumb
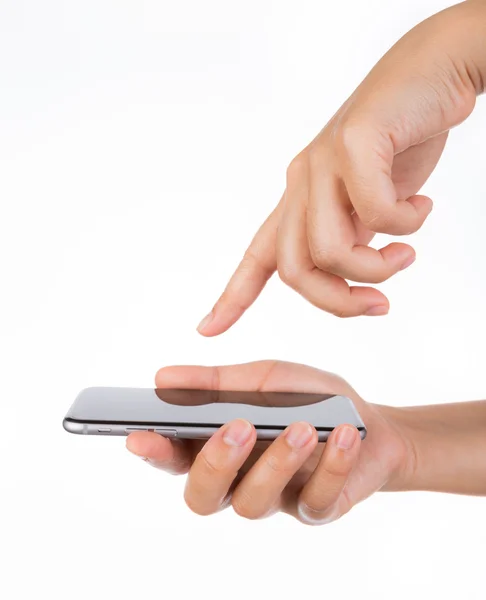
[338,122,432,236]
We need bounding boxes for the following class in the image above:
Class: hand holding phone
[117,361,411,525]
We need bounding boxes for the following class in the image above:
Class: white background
[1,1,485,598]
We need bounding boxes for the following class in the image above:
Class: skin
[127,2,486,523]
[195,0,486,333]
[127,361,486,524]
[127,361,412,524]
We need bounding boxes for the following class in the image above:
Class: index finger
[196,202,282,337]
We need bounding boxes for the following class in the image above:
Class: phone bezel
[63,417,367,442]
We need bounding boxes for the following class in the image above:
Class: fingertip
[348,285,390,316]
[125,431,145,456]
[197,232,277,337]
[395,195,433,235]
[196,324,230,338]
[196,310,214,334]
[196,306,243,337]
[125,431,172,460]
[155,366,179,387]
[331,424,361,452]
[408,194,433,217]
[196,323,227,338]
[220,418,257,448]
[378,242,416,275]
[364,305,389,317]
[399,254,416,272]
[155,365,205,388]
[127,432,193,474]
[154,367,165,386]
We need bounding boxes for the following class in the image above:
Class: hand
[126,361,414,524]
[196,1,486,334]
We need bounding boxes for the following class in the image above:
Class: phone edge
[63,418,366,442]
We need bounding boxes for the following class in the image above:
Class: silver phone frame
[63,418,367,442]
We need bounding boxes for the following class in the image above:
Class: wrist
[369,404,421,493]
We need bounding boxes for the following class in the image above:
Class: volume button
[155,428,177,438]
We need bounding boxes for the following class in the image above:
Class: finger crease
[256,360,280,393]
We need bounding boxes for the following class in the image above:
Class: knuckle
[237,253,256,276]
[262,453,288,475]
[334,117,366,156]
[163,455,192,476]
[310,245,342,271]
[240,248,263,274]
[231,491,262,521]
[358,209,392,233]
[197,451,226,476]
[306,143,325,170]
[286,152,308,183]
[321,458,351,479]
[277,262,301,288]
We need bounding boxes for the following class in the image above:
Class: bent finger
[231,422,318,520]
[307,169,416,284]
[297,424,361,525]
[276,177,390,317]
[126,431,193,475]
[184,419,256,516]
[338,122,432,235]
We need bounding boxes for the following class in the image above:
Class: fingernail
[197,311,214,333]
[400,255,416,271]
[364,305,388,316]
[334,425,357,450]
[298,501,338,526]
[284,422,313,449]
[223,419,253,447]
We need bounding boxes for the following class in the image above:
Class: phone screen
[65,387,364,431]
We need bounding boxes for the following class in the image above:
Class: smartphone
[63,387,367,442]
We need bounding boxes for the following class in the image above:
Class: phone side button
[155,428,177,438]
[98,428,112,433]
